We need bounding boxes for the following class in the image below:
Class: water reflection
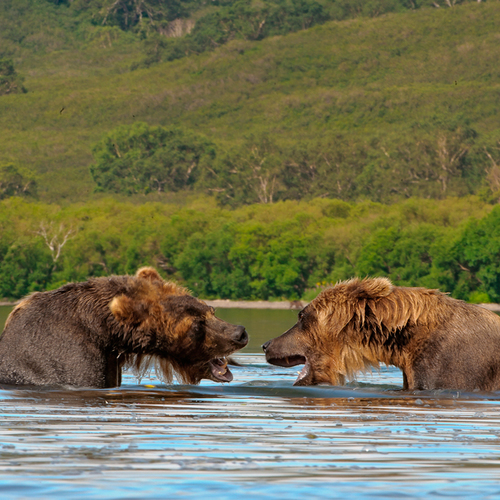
[214,307,298,352]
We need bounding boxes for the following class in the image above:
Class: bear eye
[191,320,206,341]
[298,311,304,321]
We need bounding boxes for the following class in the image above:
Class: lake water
[1,305,500,499]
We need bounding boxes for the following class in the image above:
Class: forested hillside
[1,0,499,204]
[1,0,500,302]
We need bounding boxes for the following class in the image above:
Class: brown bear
[263,277,500,391]
[0,267,248,388]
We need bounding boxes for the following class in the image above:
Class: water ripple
[1,355,500,498]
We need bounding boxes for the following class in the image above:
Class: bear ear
[110,294,149,325]
[346,277,393,300]
[136,267,162,282]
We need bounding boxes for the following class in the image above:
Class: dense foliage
[57,0,483,64]
[0,164,37,200]
[89,120,494,207]
[1,197,498,303]
[0,59,26,95]
[58,0,484,66]
[149,0,330,63]
[90,122,216,194]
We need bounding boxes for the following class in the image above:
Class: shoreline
[477,303,500,312]
[2,299,499,311]
[203,299,306,310]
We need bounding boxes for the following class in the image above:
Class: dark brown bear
[0,267,248,388]
[263,277,500,391]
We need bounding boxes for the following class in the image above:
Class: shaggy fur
[263,277,500,391]
[0,268,248,388]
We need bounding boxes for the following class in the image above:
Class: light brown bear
[0,267,248,388]
[263,277,500,391]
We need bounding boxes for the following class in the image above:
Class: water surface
[1,306,500,498]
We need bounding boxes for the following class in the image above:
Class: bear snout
[261,340,271,352]
[232,325,248,346]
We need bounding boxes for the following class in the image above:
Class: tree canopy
[1,196,498,303]
[90,122,216,194]
[0,163,37,199]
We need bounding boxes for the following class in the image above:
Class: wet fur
[0,268,247,388]
[264,278,500,391]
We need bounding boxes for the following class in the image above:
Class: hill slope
[0,1,499,203]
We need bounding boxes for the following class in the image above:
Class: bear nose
[262,340,271,352]
[233,326,248,345]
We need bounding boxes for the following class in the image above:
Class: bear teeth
[209,357,233,382]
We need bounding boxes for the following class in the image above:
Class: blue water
[1,357,500,499]
[1,307,500,498]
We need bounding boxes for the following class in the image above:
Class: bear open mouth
[266,354,306,368]
[265,354,311,386]
[209,357,233,383]
[267,354,311,385]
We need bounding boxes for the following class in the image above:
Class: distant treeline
[1,196,499,303]
[43,0,486,66]
[88,121,500,207]
[135,0,485,66]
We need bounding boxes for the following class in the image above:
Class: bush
[0,163,37,200]
[0,59,26,95]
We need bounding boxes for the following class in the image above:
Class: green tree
[171,212,320,300]
[0,59,26,95]
[480,139,500,204]
[355,224,442,286]
[205,136,286,206]
[0,163,37,199]
[153,0,329,62]
[284,138,369,202]
[74,0,190,34]
[448,206,500,302]
[0,239,53,299]
[346,125,479,203]
[90,122,216,195]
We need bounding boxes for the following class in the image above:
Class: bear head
[110,267,248,384]
[262,277,394,386]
